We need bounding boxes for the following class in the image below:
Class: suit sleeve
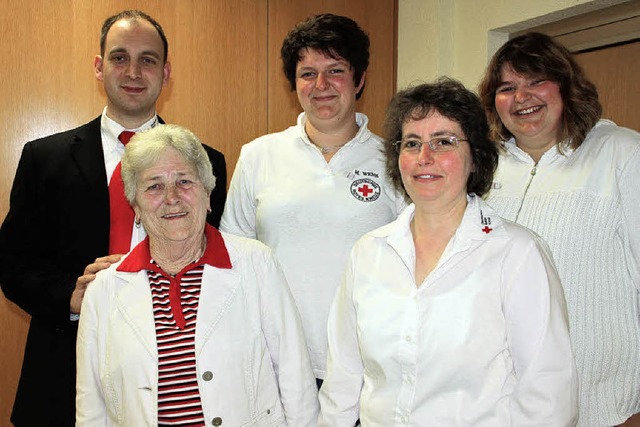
[0,141,77,326]
[203,145,227,228]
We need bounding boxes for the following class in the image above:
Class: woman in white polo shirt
[221,13,405,386]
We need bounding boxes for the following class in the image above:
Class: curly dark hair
[100,10,168,63]
[280,13,369,100]
[384,78,498,199]
[478,32,602,151]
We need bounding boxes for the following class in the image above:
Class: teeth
[517,106,542,115]
[163,213,186,219]
[417,174,436,179]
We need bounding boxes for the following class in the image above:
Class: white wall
[397,0,630,91]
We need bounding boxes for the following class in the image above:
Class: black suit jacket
[0,116,226,426]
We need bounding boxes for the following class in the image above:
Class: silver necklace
[313,142,347,153]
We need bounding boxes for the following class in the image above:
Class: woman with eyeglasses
[318,78,578,426]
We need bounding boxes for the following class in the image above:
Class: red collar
[117,224,232,273]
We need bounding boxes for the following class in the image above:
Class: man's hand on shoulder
[70,254,124,314]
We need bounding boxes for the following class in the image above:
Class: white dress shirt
[318,195,578,426]
[100,108,157,250]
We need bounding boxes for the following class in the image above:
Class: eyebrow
[403,130,459,139]
[144,171,191,182]
[108,47,162,59]
[297,59,349,70]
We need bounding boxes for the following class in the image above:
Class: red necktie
[108,131,136,254]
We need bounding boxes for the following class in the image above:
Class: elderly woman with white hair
[76,124,319,426]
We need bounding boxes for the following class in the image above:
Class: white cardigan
[486,119,640,426]
[76,230,319,426]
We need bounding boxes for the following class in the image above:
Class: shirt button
[202,371,213,381]
[212,417,223,426]
[405,335,412,343]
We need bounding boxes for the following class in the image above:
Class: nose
[164,184,180,204]
[416,143,434,165]
[126,60,141,79]
[514,87,530,103]
[315,72,328,90]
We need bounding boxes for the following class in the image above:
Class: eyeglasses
[394,135,468,154]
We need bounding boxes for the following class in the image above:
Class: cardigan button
[202,371,213,381]
[211,417,223,426]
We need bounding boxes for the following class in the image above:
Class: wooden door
[574,40,640,132]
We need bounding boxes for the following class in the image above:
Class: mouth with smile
[122,85,145,94]
[414,173,441,181]
[162,212,188,220]
[312,94,337,102]
[514,105,543,116]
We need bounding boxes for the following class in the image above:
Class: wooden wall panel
[0,1,267,424]
[267,0,398,136]
[0,1,396,424]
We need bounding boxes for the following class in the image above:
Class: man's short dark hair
[100,10,168,63]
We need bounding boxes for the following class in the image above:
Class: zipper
[514,163,538,222]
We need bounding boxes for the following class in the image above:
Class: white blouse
[318,196,578,426]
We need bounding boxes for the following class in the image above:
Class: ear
[356,70,366,92]
[162,60,171,86]
[94,55,104,81]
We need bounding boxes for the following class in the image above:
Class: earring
[135,217,141,228]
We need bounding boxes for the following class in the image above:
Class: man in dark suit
[0,10,226,426]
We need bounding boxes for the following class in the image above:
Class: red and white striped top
[116,225,233,426]
[148,262,205,427]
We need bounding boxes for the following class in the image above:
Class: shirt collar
[296,112,372,147]
[503,137,574,165]
[381,194,506,246]
[100,107,159,144]
[117,224,232,273]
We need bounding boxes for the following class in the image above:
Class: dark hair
[384,78,498,199]
[281,13,370,100]
[478,32,601,151]
[100,10,168,63]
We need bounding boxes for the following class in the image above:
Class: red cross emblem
[357,184,373,197]
[350,178,380,202]
[482,226,493,234]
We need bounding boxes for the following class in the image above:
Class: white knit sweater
[485,119,640,426]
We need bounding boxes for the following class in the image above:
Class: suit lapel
[69,117,110,207]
